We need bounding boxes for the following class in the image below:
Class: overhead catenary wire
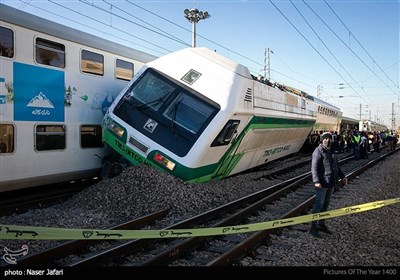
[324,0,400,96]
[269,1,363,100]
[46,0,174,54]
[303,0,400,98]
[289,1,374,108]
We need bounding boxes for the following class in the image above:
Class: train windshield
[127,72,175,111]
[164,93,215,134]
[113,68,219,156]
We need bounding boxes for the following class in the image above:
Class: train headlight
[106,119,125,138]
[154,153,176,171]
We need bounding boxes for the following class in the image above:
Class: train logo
[14,62,64,122]
[144,118,158,133]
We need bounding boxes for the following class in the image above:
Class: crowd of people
[305,129,398,158]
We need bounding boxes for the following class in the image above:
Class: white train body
[103,47,338,183]
[359,119,387,132]
[0,4,156,192]
[311,97,342,133]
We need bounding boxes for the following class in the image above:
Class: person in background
[350,130,361,160]
[310,132,348,238]
[359,131,369,159]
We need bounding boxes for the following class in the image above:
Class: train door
[211,115,251,179]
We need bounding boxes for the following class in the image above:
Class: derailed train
[102,47,342,183]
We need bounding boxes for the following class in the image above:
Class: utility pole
[392,102,395,130]
[264,48,273,80]
[359,104,362,121]
[317,85,322,99]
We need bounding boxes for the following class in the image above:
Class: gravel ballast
[0,151,399,271]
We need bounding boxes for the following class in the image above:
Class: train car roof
[312,96,341,111]
[192,47,251,78]
[341,115,359,123]
[0,4,157,63]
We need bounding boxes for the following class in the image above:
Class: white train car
[359,119,387,132]
[102,47,338,183]
[341,115,360,132]
[0,4,156,192]
[296,95,342,153]
[311,97,342,133]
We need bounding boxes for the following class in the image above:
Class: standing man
[310,132,348,238]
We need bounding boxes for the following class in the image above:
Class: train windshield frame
[113,68,220,156]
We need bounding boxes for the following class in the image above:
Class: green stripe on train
[209,116,316,180]
[103,115,315,183]
[103,129,219,183]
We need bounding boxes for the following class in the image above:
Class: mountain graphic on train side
[27,92,54,108]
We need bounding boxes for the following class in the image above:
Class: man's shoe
[310,228,321,238]
[318,225,332,234]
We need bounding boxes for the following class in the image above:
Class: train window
[35,125,66,151]
[164,92,215,134]
[81,49,104,76]
[35,38,65,68]
[116,59,134,81]
[0,124,15,153]
[80,125,103,148]
[129,72,175,111]
[211,120,240,147]
[0,27,14,58]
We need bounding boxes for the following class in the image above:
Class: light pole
[184,8,210,47]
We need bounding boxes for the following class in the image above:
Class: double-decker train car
[102,47,342,183]
[0,4,156,192]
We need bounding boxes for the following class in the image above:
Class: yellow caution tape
[0,198,399,240]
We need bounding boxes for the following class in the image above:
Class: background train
[340,116,388,133]
[0,4,156,193]
[358,119,388,132]
[102,47,342,183]
[340,115,360,132]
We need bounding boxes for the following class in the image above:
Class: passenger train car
[102,47,342,183]
[300,97,342,153]
[341,115,360,132]
[340,117,387,133]
[0,4,156,192]
[359,119,387,132]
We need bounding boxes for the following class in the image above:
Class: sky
[2,0,399,128]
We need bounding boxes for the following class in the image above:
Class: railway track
[1,148,397,267]
[0,177,101,216]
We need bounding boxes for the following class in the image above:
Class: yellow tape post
[1,198,399,240]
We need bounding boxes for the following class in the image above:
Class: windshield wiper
[171,99,182,133]
[134,91,174,111]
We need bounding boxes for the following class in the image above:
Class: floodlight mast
[184,8,210,47]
